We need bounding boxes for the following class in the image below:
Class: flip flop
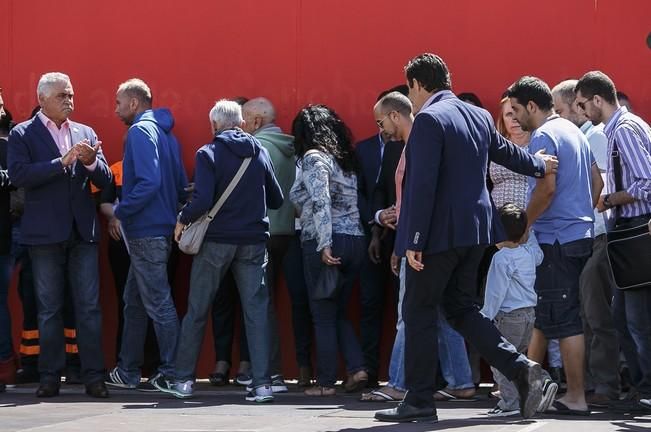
[435,389,478,402]
[360,389,403,402]
[546,400,591,416]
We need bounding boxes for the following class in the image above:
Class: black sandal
[208,371,229,386]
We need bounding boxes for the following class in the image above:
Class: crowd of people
[0,52,650,423]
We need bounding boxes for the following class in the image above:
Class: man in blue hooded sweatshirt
[106,79,188,390]
[160,99,283,403]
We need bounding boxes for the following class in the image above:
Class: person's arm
[7,128,71,188]
[0,139,11,189]
[302,152,333,252]
[114,127,162,220]
[598,125,651,211]
[480,255,512,321]
[524,229,544,266]
[178,148,216,225]
[85,135,112,190]
[488,120,549,177]
[402,115,443,270]
[590,161,604,209]
[525,134,557,227]
[264,152,284,210]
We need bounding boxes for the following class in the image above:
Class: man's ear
[129,97,139,112]
[526,100,537,114]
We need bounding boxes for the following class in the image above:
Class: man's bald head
[242,97,276,134]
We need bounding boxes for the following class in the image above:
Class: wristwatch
[603,194,613,208]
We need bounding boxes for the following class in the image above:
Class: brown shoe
[298,366,313,387]
[305,386,336,396]
[344,370,368,393]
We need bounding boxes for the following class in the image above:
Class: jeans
[438,310,474,390]
[282,233,313,369]
[612,286,651,398]
[491,307,536,411]
[118,237,179,383]
[0,254,12,361]
[211,270,250,365]
[266,235,291,375]
[303,234,366,387]
[387,258,406,391]
[29,232,105,385]
[175,242,271,388]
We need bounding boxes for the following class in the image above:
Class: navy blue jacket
[115,109,188,239]
[8,116,112,245]
[395,91,546,256]
[179,128,283,245]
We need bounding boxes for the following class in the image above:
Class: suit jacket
[394,91,545,256]
[0,137,11,254]
[8,116,112,245]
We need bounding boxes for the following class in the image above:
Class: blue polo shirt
[527,115,595,245]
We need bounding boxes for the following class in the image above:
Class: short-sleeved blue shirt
[527,116,595,245]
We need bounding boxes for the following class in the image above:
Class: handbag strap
[611,139,622,220]
[206,157,252,220]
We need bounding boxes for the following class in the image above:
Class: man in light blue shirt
[508,76,602,415]
[552,80,618,404]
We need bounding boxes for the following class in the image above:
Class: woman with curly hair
[289,104,368,396]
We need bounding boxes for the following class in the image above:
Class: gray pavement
[1,383,649,432]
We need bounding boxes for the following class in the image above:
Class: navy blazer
[395,91,545,256]
[8,116,112,245]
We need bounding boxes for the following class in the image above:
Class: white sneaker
[537,379,559,412]
[487,405,519,417]
[245,385,274,403]
[271,374,288,393]
[171,380,195,399]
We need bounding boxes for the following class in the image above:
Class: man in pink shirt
[8,72,112,398]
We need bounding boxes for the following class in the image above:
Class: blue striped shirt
[603,106,651,219]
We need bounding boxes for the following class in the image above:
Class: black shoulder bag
[606,135,651,290]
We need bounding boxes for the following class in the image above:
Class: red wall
[2,0,650,378]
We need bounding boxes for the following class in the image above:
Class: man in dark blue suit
[375,54,558,423]
[8,72,112,398]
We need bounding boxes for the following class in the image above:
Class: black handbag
[605,137,651,290]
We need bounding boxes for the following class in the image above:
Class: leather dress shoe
[514,360,543,418]
[36,382,60,398]
[86,380,109,398]
[375,402,438,423]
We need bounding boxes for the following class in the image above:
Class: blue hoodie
[179,128,283,245]
[116,109,188,239]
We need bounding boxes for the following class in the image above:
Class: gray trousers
[491,307,535,411]
[579,234,620,398]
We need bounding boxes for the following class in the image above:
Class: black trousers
[403,245,530,409]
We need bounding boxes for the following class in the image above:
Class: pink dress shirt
[38,111,97,171]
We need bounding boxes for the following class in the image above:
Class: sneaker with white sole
[171,380,195,399]
[537,378,559,412]
[487,405,519,417]
[271,374,288,393]
[151,375,177,394]
[236,372,253,386]
[105,367,136,389]
[136,372,162,392]
[246,385,274,403]
[639,398,651,410]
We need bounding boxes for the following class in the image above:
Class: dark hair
[376,84,410,102]
[30,105,41,119]
[292,104,357,173]
[457,92,483,108]
[232,96,249,106]
[378,91,412,117]
[404,53,451,92]
[574,71,617,105]
[506,76,553,111]
[616,91,629,102]
[0,107,14,134]
[499,203,528,242]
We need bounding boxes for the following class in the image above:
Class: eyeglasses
[376,111,395,129]
[576,95,594,111]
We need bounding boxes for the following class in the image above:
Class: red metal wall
[2,0,650,378]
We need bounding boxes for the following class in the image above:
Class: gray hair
[117,78,152,105]
[551,79,579,106]
[37,72,71,98]
[209,99,243,129]
[378,91,413,116]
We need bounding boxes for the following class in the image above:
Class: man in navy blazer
[375,54,558,423]
[8,72,111,398]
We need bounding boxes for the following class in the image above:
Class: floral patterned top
[290,150,364,252]
[489,145,529,209]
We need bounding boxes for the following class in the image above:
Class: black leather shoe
[65,368,82,385]
[375,402,438,423]
[514,361,543,418]
[86,380,109,398]
[36,382,60,398]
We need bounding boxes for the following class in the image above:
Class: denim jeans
[118,237,179,383]
[387,258,406,391]
[282,233,313,369]
[175,242,271,388]
[0,254,12,361]
[438,310,474,390]
[29,233,105,385]
[303,234,366,387]
[613,286,651,398]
